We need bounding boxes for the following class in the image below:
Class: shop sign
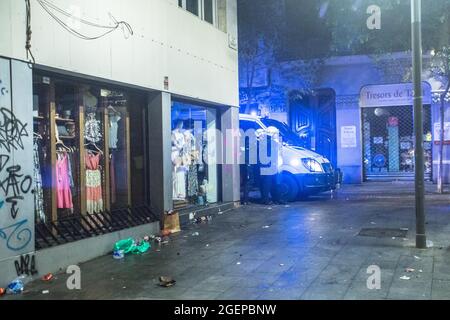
[341,126,357,148]
[360,83,431,108]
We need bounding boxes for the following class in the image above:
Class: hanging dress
[33,137,45,222]
[56,153,73,210]
[86,153,103,214]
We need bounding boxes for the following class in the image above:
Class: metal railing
[35,205,159,250]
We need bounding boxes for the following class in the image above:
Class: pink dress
[56,154,73,209]
[86,153,103,214]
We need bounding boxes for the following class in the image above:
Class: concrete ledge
[0,221,160,287]
[178,202,238,226]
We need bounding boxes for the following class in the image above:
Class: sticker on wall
[164,76,169,91]
[341,126,357,148]
[434,122,450,143]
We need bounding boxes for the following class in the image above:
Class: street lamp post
[411,0,427,249]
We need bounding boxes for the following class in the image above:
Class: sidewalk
[4,181,450,300]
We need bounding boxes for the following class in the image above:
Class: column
[221,106,240,203]
[147,92,173,223]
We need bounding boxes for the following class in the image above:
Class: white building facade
[0,0,240,286]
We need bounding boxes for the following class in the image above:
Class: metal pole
[411,0,427,249]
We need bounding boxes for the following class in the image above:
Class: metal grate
[362,105,432,181]
[35,205,159,250]
[358,228,408,239]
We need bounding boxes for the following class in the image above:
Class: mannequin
[172,121,187,200]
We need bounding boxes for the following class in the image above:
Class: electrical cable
[35,0,133,41]
[25,0,36,65]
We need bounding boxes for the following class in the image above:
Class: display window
[32,72,148,224]
[171,101,218,209]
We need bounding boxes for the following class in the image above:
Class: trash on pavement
[113,238,151,258]
[6,277,25,295]
[414,256,421,260]
[113,250,125,260]
[159,276,176,288]
[400,276,411,280]
[163,211,181,234]
[194,215,213,224]
[161,229,171,237]
[192,232,200,237]
[42,290,49,295]
[42,273,54,282]
[427,240,434,248]
[262,225,271,229]
[405,268,415,273]
[236,262,241,265]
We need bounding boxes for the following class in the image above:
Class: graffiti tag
[0,162,33,219]
[0,79,8,96]
[0,108,29,152]
[0,219,32,251]
[14,254,38,277]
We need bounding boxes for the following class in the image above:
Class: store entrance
[362,105,433,181]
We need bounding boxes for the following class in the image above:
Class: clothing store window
[171,101,218,209]
[32,73,148,224]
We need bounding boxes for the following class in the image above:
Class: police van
[239,114,341,202]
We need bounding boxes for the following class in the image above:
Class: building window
[203,0,214,24]
[216,0,227,32]
[178,0,226,31]
[186,0,199,16]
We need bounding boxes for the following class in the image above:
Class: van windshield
[260,118,304,147]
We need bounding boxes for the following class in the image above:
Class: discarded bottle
[113,250,125,260]
[6,277,25,295]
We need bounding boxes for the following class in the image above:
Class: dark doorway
[289,89,337,167]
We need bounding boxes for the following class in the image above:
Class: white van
[239,114,341,202]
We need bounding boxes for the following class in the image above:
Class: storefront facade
[0,0,239,286]
[242,53,450,185]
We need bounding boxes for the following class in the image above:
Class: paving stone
[8,182,450,300]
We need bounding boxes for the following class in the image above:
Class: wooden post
[103,109,111,212]
[126,111,132,207]
[49,82,57,225]
[79,105,87,215]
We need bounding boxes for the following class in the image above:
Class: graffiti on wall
[0,63,34,257]
[14,253,38,277]
[0,219,32,251]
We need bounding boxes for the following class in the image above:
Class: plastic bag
[131,241,150,254]
[6,277,25,295]
[113,238,150,257]
[114,238,136,254]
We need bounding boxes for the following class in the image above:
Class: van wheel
[276,174,299,202]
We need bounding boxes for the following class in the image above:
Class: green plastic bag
[131,241,150,254]
[114,238,150,255]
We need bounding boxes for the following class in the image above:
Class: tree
[238,0,284,114]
